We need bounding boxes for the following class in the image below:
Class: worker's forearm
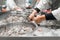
[39,15,46,21]
[39,13,57,22]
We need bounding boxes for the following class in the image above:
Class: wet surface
[0,9,37,37]
[0,9,60,37]
[0,0,60,36]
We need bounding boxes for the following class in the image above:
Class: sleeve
[52,8,60,21]
[45,13,56,20]
[35,0,52,11]
[6,0,17,10]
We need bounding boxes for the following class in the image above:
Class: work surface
[0,9,60,37]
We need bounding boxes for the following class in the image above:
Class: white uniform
[35,0,60,20]
[35,0,60,26]
[35,0,52,11]
[6,0,17,11]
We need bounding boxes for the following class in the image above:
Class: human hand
[29,10,37,21]
[29,13,35,21]
[33,15,46,24]
[2,8,7,13]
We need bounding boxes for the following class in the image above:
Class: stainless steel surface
[0,8,39,36]
[0,0,60,36]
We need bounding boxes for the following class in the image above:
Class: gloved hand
[29,13,35,21]
[2,8,7,13]
[33,15,46,24]
[1,5,7,13]
[29,10,37,21]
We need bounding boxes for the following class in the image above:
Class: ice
[0,5,60,37]
[0,15,59,37]
[53,29,60,36]
[0,15,60,37]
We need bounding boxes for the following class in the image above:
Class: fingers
[33,15,41,24]
[29,14,35,21]
[29,13,43,24]
[28,13,40,23]
[34,15,46,24]
[2,8,7,13]
[29,15,34,21]
[29,14,37,21]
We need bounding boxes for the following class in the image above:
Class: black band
[45,13,56,20]
[34,8,40,13]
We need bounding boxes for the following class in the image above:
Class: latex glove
[29,10,37,21]
[29,14,35,21]
[2,8,7,13]
[33,15,46,24]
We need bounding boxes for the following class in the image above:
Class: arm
[29,0,52,21]
[33,12,56,24]
[33,7,60,24]
[33,0,52,14]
